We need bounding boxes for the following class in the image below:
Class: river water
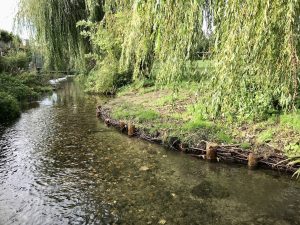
[0,80,299,225]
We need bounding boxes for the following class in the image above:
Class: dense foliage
[16,0,300,176]
[0,30,51,123]
[18,0,299,119]
[0,91,20,122]
[0,29,22,45]
[0,72,52,123]
[0,51,30,74]
[18,0,92,70]
[205,0,300,120]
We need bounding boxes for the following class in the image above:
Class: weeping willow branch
[17,0,93,70]
[120,0,207,82]
[202,0,300,120]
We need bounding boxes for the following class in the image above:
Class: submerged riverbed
[0,80,299,225]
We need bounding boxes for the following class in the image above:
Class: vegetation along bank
[0,30,51,123]
[18,1,300,177]
[96,80,300,175]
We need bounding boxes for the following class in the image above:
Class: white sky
[0,0,28,38]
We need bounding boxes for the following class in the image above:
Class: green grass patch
[240,142,251,149]
[280,112,300,132]
[284,143,300,157]
[194,60,213,69]
[257,129,274,143]
[182,117,213,131]
[216,131,232,143]
[155,95,176,106]
[118,79,156,96]
[112,104,159,122]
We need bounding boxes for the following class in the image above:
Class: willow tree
[17,0,96,70]
[120,0,207,83]
[203,0,300,120]
[77,0,209,93]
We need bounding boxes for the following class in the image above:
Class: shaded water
[0,81,299,225]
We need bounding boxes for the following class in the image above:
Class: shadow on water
[0,80,299,225]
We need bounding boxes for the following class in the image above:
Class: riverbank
[0,72,52,123]
[97,82,300,175]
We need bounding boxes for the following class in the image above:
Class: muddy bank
[97,106,299,174]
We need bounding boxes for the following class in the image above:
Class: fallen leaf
[158,219,166,224]
[139,166,150,171]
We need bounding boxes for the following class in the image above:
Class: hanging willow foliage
[203,0,300,120]
[17,0,299,120]
[120,0,207,83]
[17,0,93,70]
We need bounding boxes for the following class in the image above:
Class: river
[0,80,299,225]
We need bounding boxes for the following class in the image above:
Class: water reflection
[39,92,58,106]
[0,81,299,225]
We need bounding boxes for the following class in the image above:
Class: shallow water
[0,81,299,225]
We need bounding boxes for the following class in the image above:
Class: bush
[0,51,30,74]
[0,92,20,122]
[0,73,37,100]
[85,55,132,94]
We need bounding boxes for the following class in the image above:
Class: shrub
[0,92,20,122]
[0,51,30,74]
[0,73,37,100]
[85,55,132,94]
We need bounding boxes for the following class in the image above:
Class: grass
[104,78,300,173]
[257,129,274,143]
[155,95,176,106]
[113,103,159,122]
[216,131,233,143]
[284,143,300,156]
[182,117,213,131]
[194,60,213,69]
[280,112,300,132]
[240,142,251,149]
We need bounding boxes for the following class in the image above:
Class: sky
[0,0,28,38]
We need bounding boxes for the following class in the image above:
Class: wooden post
[248,153,257,169]
[206,142,218,161]
[161,131,168,144]
[128,123,135,137]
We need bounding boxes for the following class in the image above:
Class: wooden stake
[248,152,257,169]
[128,123,135,137]
[206,142,218,161]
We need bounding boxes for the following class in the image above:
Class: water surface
[0,81,299,225]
